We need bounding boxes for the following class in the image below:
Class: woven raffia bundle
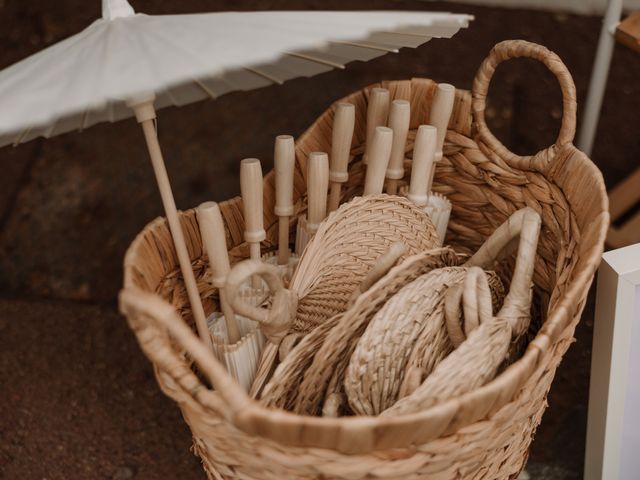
[120,41,608,479]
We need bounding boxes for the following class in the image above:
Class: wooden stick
[363,126,393,195]
[407,125,437,208]
[386,99,410,195]
[240,158,266,289]
[363,88,390,164]
[128,95,212,352]
[197,201,240,344]
[328,102,355,212]
[428,83,455,192]
[307,152,329,235]
[274,135,295,265]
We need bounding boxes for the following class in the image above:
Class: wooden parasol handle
[363,126,392,195]
[307,152,329,234]
[328,103,355,212]
[385,100,410,195]
[407,125,437,207]
[197,201,240,344]
[363,87,390,164]
[274,135,295,265]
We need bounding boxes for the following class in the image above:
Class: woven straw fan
[196,202,265,391]
[258,242,409,412]
[226,194,440,398]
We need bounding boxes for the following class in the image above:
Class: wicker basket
[119,40,608,479]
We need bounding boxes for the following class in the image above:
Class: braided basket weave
[119,41,608,479]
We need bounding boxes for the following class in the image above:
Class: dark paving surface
[0,298,204,479]
[0,0,634,478]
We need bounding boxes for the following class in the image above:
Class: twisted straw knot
[263,288,298,344]
[445,266,500,348]
[528,146,556,171]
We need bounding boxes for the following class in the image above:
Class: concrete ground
[2,1,637,479]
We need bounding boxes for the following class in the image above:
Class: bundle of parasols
[196,82,542,418]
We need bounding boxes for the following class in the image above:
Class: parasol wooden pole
[127,94,213,352]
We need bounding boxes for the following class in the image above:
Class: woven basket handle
[472,40,577,171]
[225,260,298,344]
[466,207,541,332]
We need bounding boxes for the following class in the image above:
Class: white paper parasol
[0,0,472,350]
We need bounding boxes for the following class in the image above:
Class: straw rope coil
[120,41,608,479]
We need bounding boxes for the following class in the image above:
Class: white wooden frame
[585,243,640,479]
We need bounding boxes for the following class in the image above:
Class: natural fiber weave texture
[120,41,608,479]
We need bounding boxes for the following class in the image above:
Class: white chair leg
[578,0,624,155]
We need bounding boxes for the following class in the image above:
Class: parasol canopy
[0,1,472,146]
